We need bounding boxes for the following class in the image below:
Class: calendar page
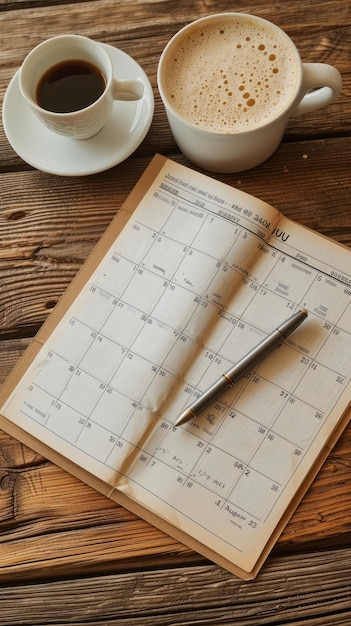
[1,155,350,579]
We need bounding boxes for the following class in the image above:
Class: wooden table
[0,0,350,623]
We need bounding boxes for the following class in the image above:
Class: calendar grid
[2,157,350,575]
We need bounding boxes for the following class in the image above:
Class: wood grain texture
[0,0,350,622]
[0,549,351,625]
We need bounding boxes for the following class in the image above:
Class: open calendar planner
[1,154,350,579]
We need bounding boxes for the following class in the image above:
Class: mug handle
[291,63,342,116]
[112,78,145,101]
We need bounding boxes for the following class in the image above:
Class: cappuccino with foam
[162,15,299,132]
[158,13,342,172]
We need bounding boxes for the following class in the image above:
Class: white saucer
[2,44,154,176]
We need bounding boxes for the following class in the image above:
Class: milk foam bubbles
[163,17,298,132]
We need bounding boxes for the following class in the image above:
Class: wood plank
[0,547,351,625]
[0,338,30,382]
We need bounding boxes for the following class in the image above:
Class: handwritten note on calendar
[1,156,350,577]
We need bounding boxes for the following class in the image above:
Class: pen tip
[299,307,308,317]
[174,414,188,428]
[174,408,195,427]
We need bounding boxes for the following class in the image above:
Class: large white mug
[157,13,342,172]
[19,34,145,140]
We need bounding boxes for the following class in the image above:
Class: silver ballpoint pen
[174,308,308,427]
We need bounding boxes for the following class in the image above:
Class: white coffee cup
[19,34,145,140]
[157,13,342,172]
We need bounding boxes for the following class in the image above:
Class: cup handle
[291,63,342,117]
[112,78,144,101]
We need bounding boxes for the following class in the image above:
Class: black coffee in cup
[36,60,106,113]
